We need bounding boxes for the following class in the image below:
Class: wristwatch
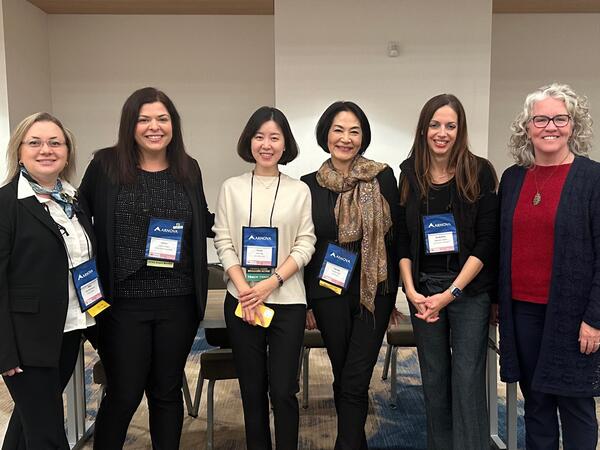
[449,284,463,299]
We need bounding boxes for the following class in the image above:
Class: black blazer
[301,166,400,303]
[0,177,96,373]
[78,148,215,319]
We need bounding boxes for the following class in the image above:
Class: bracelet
[273,271,284,287]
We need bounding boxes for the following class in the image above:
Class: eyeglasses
[530,115,571,128]
[21,139,66,149]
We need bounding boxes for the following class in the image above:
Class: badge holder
[422,212,459,255]
[145,218,185,268]
[71,258,110,317]
[318,242,358,295]
[241,226,278,282]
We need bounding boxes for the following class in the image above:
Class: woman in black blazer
[0,112,99,450]
[301,101,400,449]
[79,87,214,449]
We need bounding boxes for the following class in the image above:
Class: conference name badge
[318,243,358,295]
[71,258,110,317]
[422,212,459,255]
[242,226,278,282]
[145,218,185,269]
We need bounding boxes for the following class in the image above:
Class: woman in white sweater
[213,106,316,449]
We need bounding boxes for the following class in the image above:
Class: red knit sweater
[511,163,571,304]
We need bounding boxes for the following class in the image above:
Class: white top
[18,174,95,332]
[213,171,316,305]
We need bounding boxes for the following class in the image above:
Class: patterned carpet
[0,328,540,449]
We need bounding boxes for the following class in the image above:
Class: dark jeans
[409,291,490,450]
[513,300,598,450]
[93,296,198,450]
[2,327,96,450]
[225,293,306,450]
[311,292,395,450]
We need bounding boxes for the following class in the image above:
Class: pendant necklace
[254,173,279,190]
[531,152,570,206]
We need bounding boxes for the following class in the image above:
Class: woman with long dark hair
[398,94,498,449]
[79,87,214,449]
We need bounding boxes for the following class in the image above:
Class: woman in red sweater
[498,83,600,450]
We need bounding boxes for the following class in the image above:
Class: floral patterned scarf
[316,155,392,312]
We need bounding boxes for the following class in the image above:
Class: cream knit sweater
[213,171,316,305]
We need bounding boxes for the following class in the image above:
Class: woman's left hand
[416,291,454,322]
[238,276,278,309]
[579,321,600,355]
[388,307,405,328]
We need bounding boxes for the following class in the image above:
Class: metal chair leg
[302,347,310,409]
[390,346,398,407]
[182,373,194,416]
[382,343,392,380]
[207,380,215,450]
[191,375,205,418]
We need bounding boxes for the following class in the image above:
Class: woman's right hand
[2,367,23,377]
[406,290,439,323]
[305,310,317,330]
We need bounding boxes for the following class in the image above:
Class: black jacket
[301,166,400,303]
[78,148,214,319]
[398,155,498,299]
[0,176,96,373]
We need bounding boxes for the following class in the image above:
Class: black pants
[2,327,97,450]
[224,293,306,450]
[513,300,598,450]
[311,292,395,450]
[93,296,198,450]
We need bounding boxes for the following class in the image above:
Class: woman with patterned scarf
[0,112,99,449]
[301,101,400,449]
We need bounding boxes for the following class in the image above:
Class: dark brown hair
[100,87,196,184]
[401,94,494,204]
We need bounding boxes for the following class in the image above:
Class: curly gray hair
[508,83,593,167]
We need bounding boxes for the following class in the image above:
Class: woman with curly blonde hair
[498,83,599,450]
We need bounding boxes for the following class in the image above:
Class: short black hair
[315,101,371,154]
[237,107,299,165]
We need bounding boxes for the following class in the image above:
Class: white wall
[489,13,600,173]
[0,1,9,181]
[274,0,494,180]
[48,14,275,209]
[2,0,52,130]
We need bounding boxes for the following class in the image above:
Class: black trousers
[311,292,395,450]
[513,300,598,450]
[2,327,97,450]
[224,293,306,450]
[93,296,198,450]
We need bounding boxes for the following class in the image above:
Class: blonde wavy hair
[4,112,76,185]
[509,83,593,167]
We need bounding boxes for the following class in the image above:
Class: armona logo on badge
[428,222,451,228]
[77,269,94,280]
[330,252,351,264]
[249,235,272,241]
[153,226,178,234]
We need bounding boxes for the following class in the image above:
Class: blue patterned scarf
[20,165,75,219]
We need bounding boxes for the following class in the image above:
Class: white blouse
[17,174,95,332]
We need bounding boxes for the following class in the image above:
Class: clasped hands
[407,289,454,323]
[237,276,278,326]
